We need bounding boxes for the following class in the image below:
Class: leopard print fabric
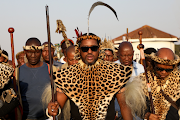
[0,63,14,89]
[145,53,180,65]
[54,60,132,120]
[140,69,180,120]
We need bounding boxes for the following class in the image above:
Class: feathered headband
[101,38,117,59]
[145,52,180,65]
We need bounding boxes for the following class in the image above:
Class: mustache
[85,53,94,56]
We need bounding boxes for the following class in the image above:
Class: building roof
[113,25,178,42]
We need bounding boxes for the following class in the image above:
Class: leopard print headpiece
[23,45,44,50]
[42,44,55,49]
[75,33,105,60]
[0,49,8,60]
[145,52,180,65]
[0,63,14,89]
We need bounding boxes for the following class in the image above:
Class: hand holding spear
[45,6,55,120]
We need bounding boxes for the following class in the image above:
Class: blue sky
[1,0,180,59]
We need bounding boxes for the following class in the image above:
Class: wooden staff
[137,31,155,114]
[126,28,129,41]
[8,28,17,92]
[45,6,55,120]
[8,27,19,120]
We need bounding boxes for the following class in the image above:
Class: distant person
[101,38,117,62]
[60,39,74,64]
[19,37,50,119]
[61,45,78,69]
[16,51,25,67]
[42,42,62,70]
[144,48,157,68]
[8,60,13,65]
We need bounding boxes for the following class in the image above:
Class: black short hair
[61,40,74,50]
[144,48,157,55]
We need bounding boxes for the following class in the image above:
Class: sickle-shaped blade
[88,1,119,21]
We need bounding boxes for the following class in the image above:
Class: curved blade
[88,1,119,21]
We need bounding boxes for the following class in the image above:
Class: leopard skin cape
[54,59,132,120]
[0,63,14,89]
[140,69,180,120]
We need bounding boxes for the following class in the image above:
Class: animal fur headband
[145,52,180,65]
[23,45,44,50]
[42,44,55,49]
[75,34,103,60]
[76,34,101,45]
[0,49,8,60]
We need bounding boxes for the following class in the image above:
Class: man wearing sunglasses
[47,33,145,120]
[141,48,180,120]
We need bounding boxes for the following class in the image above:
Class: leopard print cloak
[140,69,180,120]
[54,59,132,120]
[0,63,14,89]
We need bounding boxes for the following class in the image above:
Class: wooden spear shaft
[8,27,18,120]
[45,6,55,120]
[8,28,17,92]
[138,31,155,114]
[126,28,129,41]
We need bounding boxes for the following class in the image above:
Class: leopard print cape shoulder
[54,60,132,120]
[140,69,180,120]
[0,63,14,89]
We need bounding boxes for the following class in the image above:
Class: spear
[45,6,55,120]
[8,27,18,120]
[137,31,155,114]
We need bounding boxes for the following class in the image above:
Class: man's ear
[133,50,134,56]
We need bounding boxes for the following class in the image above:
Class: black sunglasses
[80,46,99,52]
[156,67,173,72]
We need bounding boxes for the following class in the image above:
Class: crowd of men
[0,32,180,120]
